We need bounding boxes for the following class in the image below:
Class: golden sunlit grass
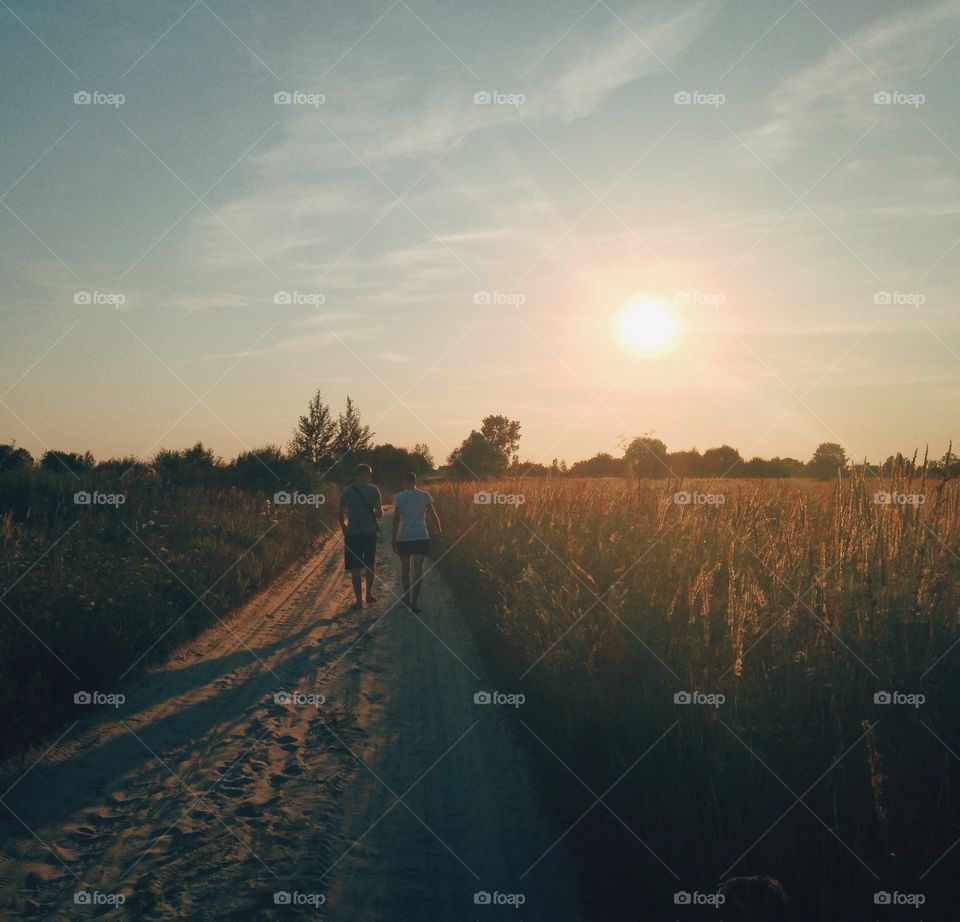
[434,470,960,918]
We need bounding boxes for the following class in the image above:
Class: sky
[1,0,958,468]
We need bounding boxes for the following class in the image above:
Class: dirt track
[0,511,580,920]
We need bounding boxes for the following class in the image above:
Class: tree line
[1,389,954,489]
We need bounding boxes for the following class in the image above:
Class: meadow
[432,470,960,920]
[0,464,336,760]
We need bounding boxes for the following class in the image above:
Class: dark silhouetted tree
[289,390,336,465]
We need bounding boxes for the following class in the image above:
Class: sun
[613,297,679,355]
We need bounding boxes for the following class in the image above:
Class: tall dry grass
[433,469,960,920]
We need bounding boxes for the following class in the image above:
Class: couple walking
[337,463,441,613]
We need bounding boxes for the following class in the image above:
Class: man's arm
[374,488,384,519]
[338,497,348,534]
[392,496,400,549]
[427,503,441,536]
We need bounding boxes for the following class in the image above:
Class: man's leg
[350,571,363,606]
[410,554,426,608]
[365,566,376,601]
[400,555,411,605]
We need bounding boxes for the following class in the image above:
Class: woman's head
[401,471,417,488]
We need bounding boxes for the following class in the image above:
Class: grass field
[432,471,960,920]
[0,468,336,760]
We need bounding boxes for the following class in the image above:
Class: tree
[40,450,94,475]
[153,442,217,486]
[480,415,522,466]
[333,396,373,462]
[447,430,507,478]
[700,445,743,477]
[447,414,521,479]
[808,442,847,479]
[624,436,669,478]
[667,448,701,477]
[0,443,33,473]
[412,443,434,469]
[289,390,336,465]
[568,453,626,478]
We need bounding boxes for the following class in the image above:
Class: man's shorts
[344,533,377,571]
[396,539,431,557]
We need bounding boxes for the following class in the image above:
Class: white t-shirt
[393,489,433,541]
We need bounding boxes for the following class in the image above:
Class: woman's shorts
[396,539,431,557]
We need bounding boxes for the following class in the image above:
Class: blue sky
[1,0,958,467]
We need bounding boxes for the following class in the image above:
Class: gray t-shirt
[341,482,382,535]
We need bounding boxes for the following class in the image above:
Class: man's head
[401,471,417,488]
[354,463,373,483]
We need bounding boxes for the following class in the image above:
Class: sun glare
[613,297,679,355]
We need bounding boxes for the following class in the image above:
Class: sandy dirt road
[0,511,580,920]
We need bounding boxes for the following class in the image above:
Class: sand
[0,511,580,919]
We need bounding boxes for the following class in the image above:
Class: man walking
[392,471,441,613]
[338,463,383,610]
